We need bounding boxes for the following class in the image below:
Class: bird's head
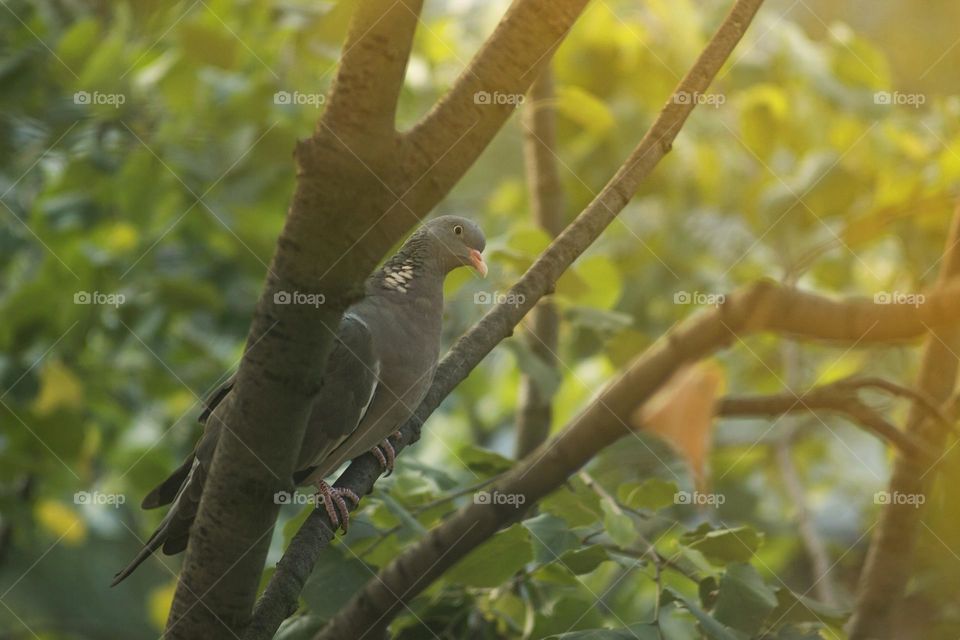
[420,215,487,277]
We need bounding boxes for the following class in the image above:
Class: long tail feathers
[112,458,203,586]
[141,453,196,510]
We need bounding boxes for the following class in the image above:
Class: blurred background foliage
[1,0,960,638]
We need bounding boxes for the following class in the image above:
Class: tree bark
[516,67,565,458]
[164,3,426,637]
[848,205,960,639]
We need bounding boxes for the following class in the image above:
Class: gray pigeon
[112,216,486,586]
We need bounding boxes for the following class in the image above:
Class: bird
[111,215,487,586]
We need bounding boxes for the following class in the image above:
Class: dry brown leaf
[631,361,726,492]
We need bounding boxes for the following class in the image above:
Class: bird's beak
[468,249,488,278]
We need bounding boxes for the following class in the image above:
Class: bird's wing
[140,375,233,510]
[115,313,377,585]
[293,311,380,482]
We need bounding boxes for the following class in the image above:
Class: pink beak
[468,249,488,278]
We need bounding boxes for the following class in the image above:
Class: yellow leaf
[148,581,177,630]
[633,362,725,491]
[102,222,139,253]
[34,499,86,545]
[32,359,84,416]
[814,352,864,386]
[555,85,616,136]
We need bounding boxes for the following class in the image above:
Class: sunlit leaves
[680,524,764,566]
[712,563,778,635]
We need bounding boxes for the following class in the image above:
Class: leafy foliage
[2,0,959,638]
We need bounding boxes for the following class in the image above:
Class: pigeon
[111,216,486,586]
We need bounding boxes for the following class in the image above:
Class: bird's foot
[313,480,359,533]
[370,431,402,476]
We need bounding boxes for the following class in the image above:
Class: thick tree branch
[516,67,564,457]
[314,276,960,640]
[849,206,960,639]
[401,0,588,214]
[165,4,426,637]
[244,1,767,636]
[322,0,424,138]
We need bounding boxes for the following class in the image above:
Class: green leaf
[680,524,764,566]
[300,550,374,620]
[712,563,778,634]
[663,589,742,640]
[377,493,427,535]
[556,545,611,575]
[770,588,849,627]
[504,338,562,399]
[600,501,637,548]
[618,478,678,511]
[541,479,603,527]
[544,623,660,640]
[524,513,579,564]
[446,524,533,588]
[457,444,514,477]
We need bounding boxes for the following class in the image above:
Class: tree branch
[516,67,564,457]
[244,1,767,636]
[849,205,960,639]
[401,0,588,214]
[718,377,944,460]
[313,274,960,640]
[165,3,426,637]
[322,0,424,138]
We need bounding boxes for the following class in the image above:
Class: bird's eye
[454,225,463,235]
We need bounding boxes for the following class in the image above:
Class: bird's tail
[141,452,195,509]
[111,457,205,586]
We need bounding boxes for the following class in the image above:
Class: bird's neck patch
[377,259,418,294]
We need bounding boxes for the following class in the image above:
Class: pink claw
[371,432,401,476]
[314,480,359,533]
